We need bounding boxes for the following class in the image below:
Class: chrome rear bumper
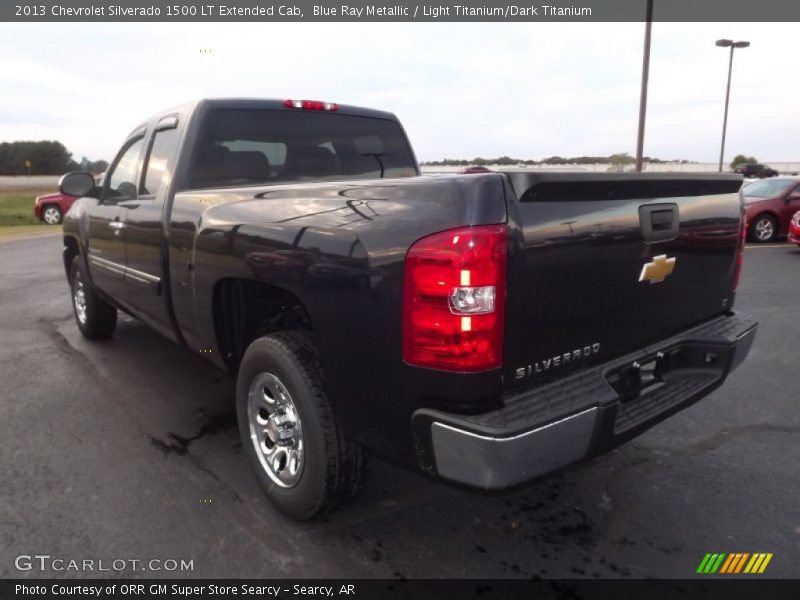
[412,312,757,490]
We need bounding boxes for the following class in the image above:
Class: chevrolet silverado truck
[60,98,757,520]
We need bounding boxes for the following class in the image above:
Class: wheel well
[212,278,312,371]
[752,211,777,223]
[63,236,79,276]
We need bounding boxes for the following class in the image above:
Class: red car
[34,191,78,225]
[34,174,103,225]
[789,211,800,246]
[743,177,800,242]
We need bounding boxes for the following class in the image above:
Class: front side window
[189,109,418,189]
[142,127,180,197]
[106,138,144,201]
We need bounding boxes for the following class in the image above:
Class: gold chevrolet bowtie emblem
[639,254,676,284]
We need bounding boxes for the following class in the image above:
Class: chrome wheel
[43,206,61,225]
[72,271,87,325]
[754,217,775,241]
[247,372,304,488]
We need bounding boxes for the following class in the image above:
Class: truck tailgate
[501,172,743,389]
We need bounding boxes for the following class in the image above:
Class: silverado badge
[514,343,601,380]
[639,254,676,284]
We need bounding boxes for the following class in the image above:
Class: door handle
[109,221,126,235]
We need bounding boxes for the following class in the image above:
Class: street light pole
[634,0,654,173]
[716,39,750,172]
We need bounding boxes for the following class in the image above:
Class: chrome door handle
[109,221,126,236]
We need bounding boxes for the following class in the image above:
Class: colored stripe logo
[697,553,773,574]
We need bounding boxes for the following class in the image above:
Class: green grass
[0,188,54,227]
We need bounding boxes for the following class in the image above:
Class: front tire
[43,205,62,225]
[749,214,777,243]
[69,257,117,339]
[236,331,366,520]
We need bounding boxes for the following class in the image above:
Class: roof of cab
[126,98,399,140]
[198,98,397,121]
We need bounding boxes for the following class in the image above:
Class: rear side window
[142,127,180,197]
[189,108,417,189]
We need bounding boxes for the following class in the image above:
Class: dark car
[743,177,800,242]
[735,163,779,178]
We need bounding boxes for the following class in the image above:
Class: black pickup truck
[61,98,757,520]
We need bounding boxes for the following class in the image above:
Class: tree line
[2,141,757,175]
[729,154,759,169]
[423,153,764,170]
[420,153,696,167]
[0,141,107,176]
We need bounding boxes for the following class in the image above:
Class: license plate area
[607,353,666,402]
[606,342,732,403]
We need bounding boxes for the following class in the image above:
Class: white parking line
[745,244,794,249]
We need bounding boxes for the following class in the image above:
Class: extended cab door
[87,135,145,301]
[118,115,182,341]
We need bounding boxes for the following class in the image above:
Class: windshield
[189,108,418,189]
[743,179,794,198]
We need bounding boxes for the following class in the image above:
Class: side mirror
[59,171,97,198]
[788,191,800,201]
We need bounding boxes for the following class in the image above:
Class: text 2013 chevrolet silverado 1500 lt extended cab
[60,98,757,520]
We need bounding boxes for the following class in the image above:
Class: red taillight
[733,212,747,290]
[403,224,507,372]
[283,99,338,111]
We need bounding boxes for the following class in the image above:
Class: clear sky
[0,22,795,163]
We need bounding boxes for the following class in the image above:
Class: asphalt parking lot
[0,233,797,579]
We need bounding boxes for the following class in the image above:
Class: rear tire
[69,256,117,339]
[748,214,777,243]
[236,331,366,520]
